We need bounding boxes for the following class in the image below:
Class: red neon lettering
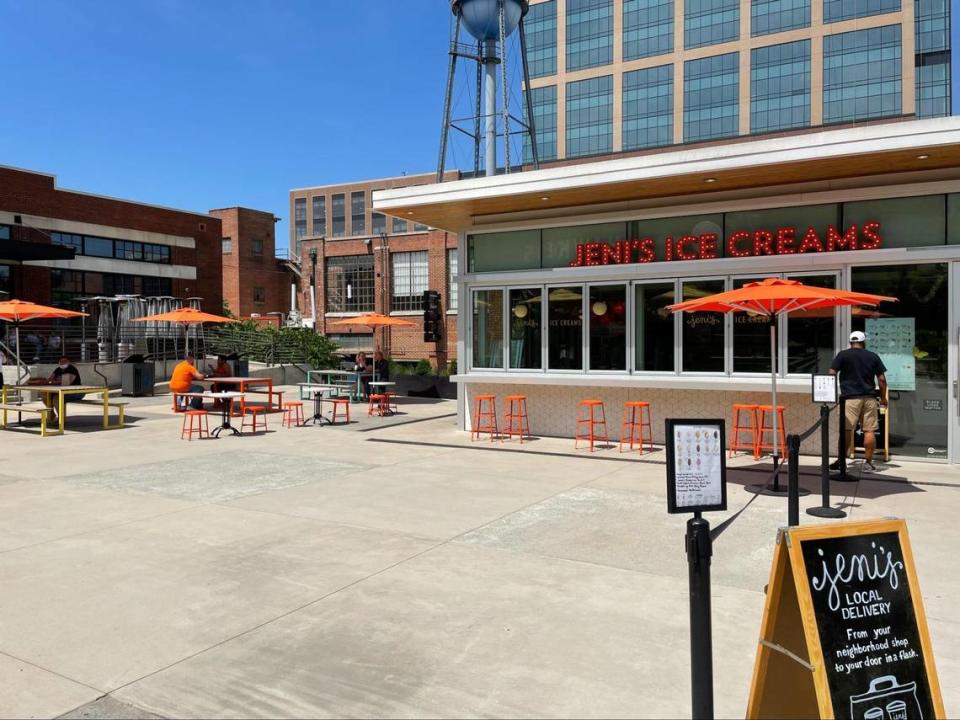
[798,227,824,253]
[569,244,584,267]
[664,236,674,261]
[753,230,774,256]
[727,231,752,257]
[827,224,858,251]
[602,241,622,264]
[630,238,655,263]
[861,221,882,250]
[698,233,718,260]
[776,227,797,255]
[585,242,602,266]
[676,235,699,261]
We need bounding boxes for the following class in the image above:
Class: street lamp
[309,247,318,332]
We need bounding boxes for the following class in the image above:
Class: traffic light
[423,289,442,342]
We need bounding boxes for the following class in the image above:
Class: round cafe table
[179,391,245,437]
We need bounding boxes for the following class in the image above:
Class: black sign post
[809,374,847,519]
[666,419,727,720]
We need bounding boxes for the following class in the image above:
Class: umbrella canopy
[0,299,89,384]
[667,278,897,491]
[327,313,416,329]
[667,278,895,315]
[130,307,235,325]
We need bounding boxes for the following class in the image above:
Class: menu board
[866,318,916,392]
[747,519,944,720]
[665,419,726,514]
[813,374,839,404]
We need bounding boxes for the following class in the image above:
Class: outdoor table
[303,369,369,401]
[297,383,341,425]
[197,377,277,413]
[181,391,245,437]
[2,384,110,435]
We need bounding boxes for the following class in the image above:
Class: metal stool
[575,399,608,451]
[730,403,760,458]
[472,394,499,441]
[756,405,787,459]
[241,406,268,434]
[282,401,304,428]
[330,398,351,424]
[180,409,209,441]
[502,395,530,443]
[620,401,653,454]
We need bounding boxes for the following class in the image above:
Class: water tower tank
[452,0,528,42]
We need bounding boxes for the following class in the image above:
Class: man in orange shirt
[170,354,206,410]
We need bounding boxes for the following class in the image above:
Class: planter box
[394,374,456,400]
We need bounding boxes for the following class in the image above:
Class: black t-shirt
[50,364,82,386]
[830,348,886,398]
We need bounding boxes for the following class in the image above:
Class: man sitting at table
[43,356,84,424]
[206,355,232,408]
[170,354,206,410]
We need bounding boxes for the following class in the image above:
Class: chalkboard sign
[665,419,727,514]
[747,519,944,719]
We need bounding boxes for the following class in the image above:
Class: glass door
[952,262,960,464]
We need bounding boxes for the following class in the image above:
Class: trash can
[121,355,155,396]
[226,354,248,377]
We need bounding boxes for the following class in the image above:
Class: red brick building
[290,173,460,369]
[210,206,296,320]
[0,165,223,311]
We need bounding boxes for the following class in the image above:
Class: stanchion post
[787,434,800,527]
[686,513,714,720]
[832,396,852,482]
[808,403,847,519]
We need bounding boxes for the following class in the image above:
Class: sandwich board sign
[747,519,944,719]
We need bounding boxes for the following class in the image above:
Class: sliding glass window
[635,282,676,372]
[472,290,504,369]
[589,284,627,371]
[732,277,773,373]
[547,286,583,370]
[681,279,725,372]
[509,288,543,369]
[786,274,836,374]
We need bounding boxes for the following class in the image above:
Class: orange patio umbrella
[0,299,89,381]
[328,313,416,378]
[131,307,237,357]
[667,278,896,487]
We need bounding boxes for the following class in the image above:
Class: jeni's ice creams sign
[569,221,882,267]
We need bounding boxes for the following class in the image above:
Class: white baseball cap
[849,331,866,343]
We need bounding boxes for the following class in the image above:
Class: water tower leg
[499,1,511,173]
[474,42,482,175]
[437,14,462,183]
[484,38,497,176]
[518,18,539,169]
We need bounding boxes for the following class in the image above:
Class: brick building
[0,165,223,311]
[211,206,297,320]
[290,172,460,369]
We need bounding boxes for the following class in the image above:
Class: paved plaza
[0,388,958,719]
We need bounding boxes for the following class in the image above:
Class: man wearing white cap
[829,331,888,471]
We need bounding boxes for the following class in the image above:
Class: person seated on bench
[170,354,207,410]
[206,355,232,408]
[354,351,372,397]
[43,356,84,424]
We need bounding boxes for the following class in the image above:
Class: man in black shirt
[829,331,887,471]
[43,356,85,423]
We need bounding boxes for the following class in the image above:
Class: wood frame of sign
[812,373,838,404]
[747,518,945,719]
[665,418,727,514]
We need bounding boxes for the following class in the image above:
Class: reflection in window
[823,25,901,124]
[623,0,673,60]
[525,0,557,78]
[548,286,583,370]
[566,0,613,71]
[331,194,345,237]
[635,282,675,371]
[623,64,673,150]
[685,0,738,49]
[824,0,898,23]
[566,75,613,158]
[787,274,836,374]
[750,40,810,134]
[524,85,558,163]
[589,285,626,370]
[682,280,725,372]
[751,0,810,36]
[510,288,542,369]
[351,192,366,236]
[684,53,739,143]
[325,255,374,313]
[392,250,429,312]
[472,289,504,369]
[733,278,773,373]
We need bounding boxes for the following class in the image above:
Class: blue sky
[0,0,455,249]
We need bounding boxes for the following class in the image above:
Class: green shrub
[446,359,458,376]
[415,358,433,376]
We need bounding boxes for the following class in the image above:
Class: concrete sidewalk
[0,388,957,718]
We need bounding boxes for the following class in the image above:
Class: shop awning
[0,239,76,264]
[374,118,960,232]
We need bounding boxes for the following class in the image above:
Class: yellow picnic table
[1,384,117,436]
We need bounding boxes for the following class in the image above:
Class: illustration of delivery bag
[849,675,923,720]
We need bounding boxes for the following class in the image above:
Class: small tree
[415,358,433,376]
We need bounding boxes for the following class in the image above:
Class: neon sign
[568,222,882,267]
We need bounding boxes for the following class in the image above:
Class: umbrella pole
[15,324,25,384]
[770,318,781,489]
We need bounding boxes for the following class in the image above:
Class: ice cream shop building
[375,119,960,463]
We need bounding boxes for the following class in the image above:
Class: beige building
[522,0,951,164]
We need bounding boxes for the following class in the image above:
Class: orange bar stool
[241,405,268,434]
[368,394,387,416]
[471,394,499,441]
[383,391,399,415]
[282,401,304,428]
[756,405,787,459]
[620,401,653,454]
[502,395,530,443]
[729,403,760,458]
[575,399,608,452]
[330,398,351,424]
[181,409,209,441]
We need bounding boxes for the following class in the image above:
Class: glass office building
[523,0,952,163]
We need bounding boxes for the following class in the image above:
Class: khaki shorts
[845,397,879,433]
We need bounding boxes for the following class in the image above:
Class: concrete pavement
[0,388,957,718]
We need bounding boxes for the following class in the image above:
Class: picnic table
[196,377,280,414]
[297,383,344,425]
[1,384,122,436]
[179,391,244,437]
[302,369,369,401]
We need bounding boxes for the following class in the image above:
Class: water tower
[437,0,539,180]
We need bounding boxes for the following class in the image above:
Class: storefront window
[626,214,723,261]
[852,263,948,458]
[542,222,624,268]
[786,273,836,374]
[472,289,504,369]
[547,286,583,369]
[682,279,725,372]
[733,277,772,373]
[0,265,10,296]
[469,231,541,273]
[634,282,675,371]
[844,195,945,248]
[509,288,542,369]
[589,284,626,370]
